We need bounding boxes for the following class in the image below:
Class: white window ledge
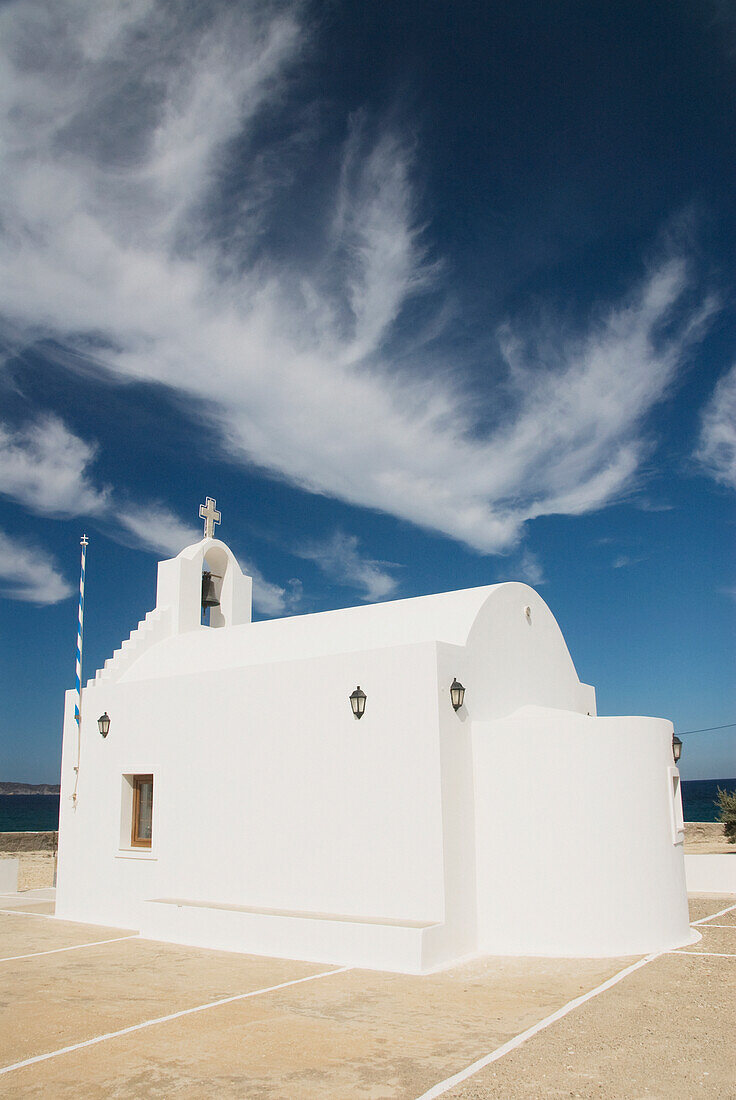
[116,848,158,861]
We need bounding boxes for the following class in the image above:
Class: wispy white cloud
[0,415,291,611]
[297,531,399,601]
[0,414,186,554]
[694,363,736,489]
[632,497,674,512]
[612,553,646,569]
[331,121,433,362]
[117,504,199,558]
[0,529,72,604]
[245,567,302,617]
[0,417,107,517]
[513,549,546,586]
[0,0,719,562]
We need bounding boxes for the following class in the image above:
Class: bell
[201,571,221,609]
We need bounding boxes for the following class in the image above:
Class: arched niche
[202,544,236,629]
[155,538,253,634]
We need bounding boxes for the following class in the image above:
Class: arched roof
[122,582,510,683]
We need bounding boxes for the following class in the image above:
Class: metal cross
[199,497,221,539]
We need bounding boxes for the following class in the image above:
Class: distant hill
[0,782,60,796]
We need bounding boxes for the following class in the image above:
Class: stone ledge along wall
[0,831,58,852]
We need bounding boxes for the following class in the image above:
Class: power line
[678,722,736,737]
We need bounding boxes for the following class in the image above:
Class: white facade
[56,537,695,972]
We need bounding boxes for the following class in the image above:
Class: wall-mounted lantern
[350,686,367,720]
[672,734,682,764]
[450,677,465,712]
[98,712,111,738]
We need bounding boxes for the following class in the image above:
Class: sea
[1,778,735,831]
[0,794,61,832]
[681,778,735,823]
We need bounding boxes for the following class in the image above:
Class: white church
[56,499,695,973]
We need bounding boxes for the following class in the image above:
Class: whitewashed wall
[472,707,694,956]
[57,641,447,933]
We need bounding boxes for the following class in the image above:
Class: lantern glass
[98,712,110,738]
[672,735,682,763]
[450,677,465,712]
[350,686,366,719]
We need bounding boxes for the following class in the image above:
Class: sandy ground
[0,893,733,1098]
[0,852,56,891]
[0,832,58,892]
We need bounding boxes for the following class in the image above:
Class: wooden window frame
[131,774,154,848]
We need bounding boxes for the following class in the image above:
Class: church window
[131,774,154,847]
[668,766,684,844]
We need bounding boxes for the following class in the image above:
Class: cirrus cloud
[0,529,72,604]
[694,363,736,489]
[296,530,399,602]
[0,0,720,566]
[0,416,107,518]
[0,414,294,613]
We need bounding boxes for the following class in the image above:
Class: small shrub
[715,787,736,844]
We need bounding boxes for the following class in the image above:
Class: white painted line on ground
[0,964,352,1077]
[418,900,736,1100]
[414,952,662,1100]
[691,902,736,925]
[698,923,736,929]
[0,935,138,963]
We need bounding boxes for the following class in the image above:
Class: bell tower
[153,498,252,634]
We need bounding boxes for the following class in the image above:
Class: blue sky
[0,0,734,783]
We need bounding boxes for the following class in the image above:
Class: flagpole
[72,534,88,806]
